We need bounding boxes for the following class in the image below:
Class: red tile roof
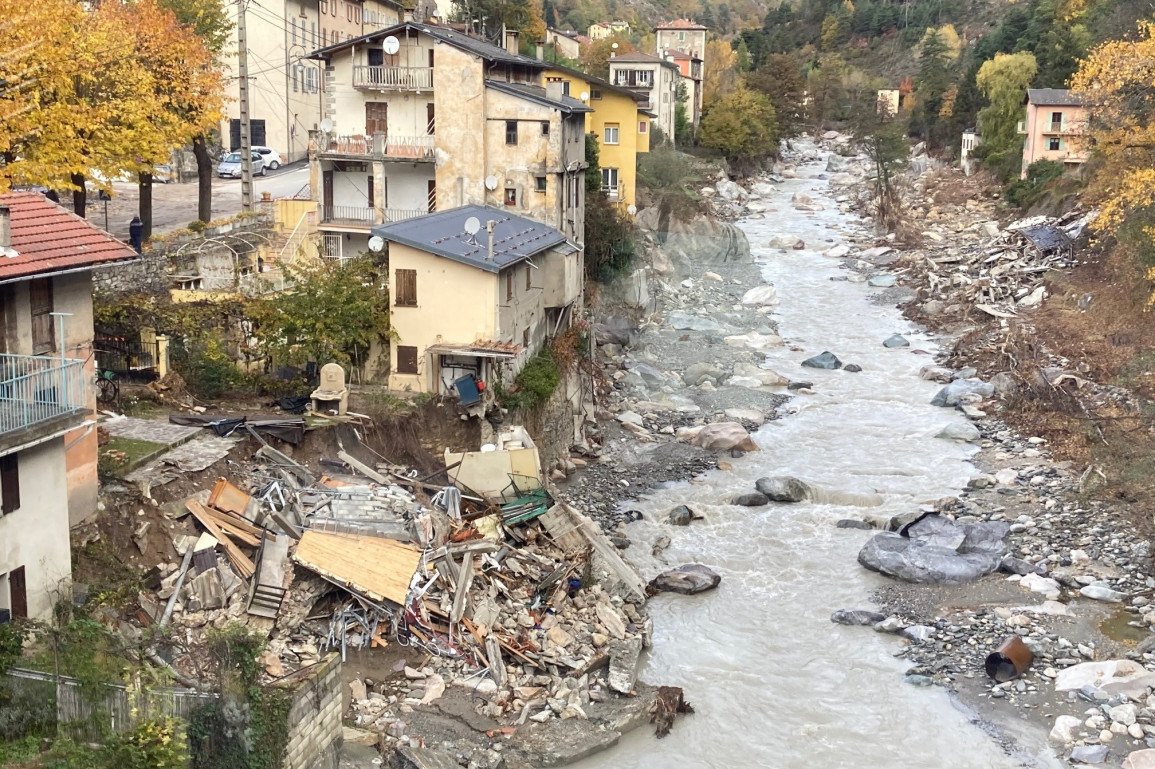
[0,191,137,281]
[657,18,707,29]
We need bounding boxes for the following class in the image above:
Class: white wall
[384,165,433,211]
[332,171,372,208]
[0,439,72,620]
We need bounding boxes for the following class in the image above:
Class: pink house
[1019,88,1088,179]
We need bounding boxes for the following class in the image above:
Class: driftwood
[650,685,694,738]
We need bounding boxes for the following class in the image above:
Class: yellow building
[543,64,652,207]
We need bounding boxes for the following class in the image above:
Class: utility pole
[237,0,253,210]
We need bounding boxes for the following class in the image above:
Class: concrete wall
[387,243,497,392]
[281,653,343,769]
[432,43,490,211]
[0,438,72,619]
[656,28,706,59]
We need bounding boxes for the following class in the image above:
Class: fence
[0,353,88,436]
[5,667,218,737]
[94,331,165,383]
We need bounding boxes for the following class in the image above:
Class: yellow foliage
[920,24,961,61]
[702,39,740,108]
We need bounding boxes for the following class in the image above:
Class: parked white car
[217,151,266,178]
[252,146,284,170]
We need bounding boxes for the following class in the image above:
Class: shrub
[1004,159,1067,208]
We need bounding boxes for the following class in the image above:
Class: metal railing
[326,134,435,159]
[1048,121,1064,133]
[0,353,87,435]
[382,207,427,223]
[322,233,344,261]
[322,205,376,225]
[353,65,433,90]
[277,209,317,264]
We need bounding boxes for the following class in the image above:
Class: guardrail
[0,353,87,436]
[353,65,433,90]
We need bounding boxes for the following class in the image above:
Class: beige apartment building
[608,52,680,141]
[1019,88,1088,179]
[306,22,590,260]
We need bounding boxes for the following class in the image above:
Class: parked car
[154,164,176,183]
[253,146,284,170]
[217,151,266,178]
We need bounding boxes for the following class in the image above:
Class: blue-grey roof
[486,81,592,114]
[1026,89,1085,107]
[372,206,567,273]
[308,21,545,67]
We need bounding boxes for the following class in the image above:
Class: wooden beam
[185,499,255,579]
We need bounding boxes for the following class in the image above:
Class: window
[604,124,619,145]
[1,454,18,516]
[320,0,327,13]
[395,268,417,306]
[541,121,550,136]
[291,18,298,45]
[591,89,602,100]
[29,278,53,354]
[397,346,419,374]
[525,265,532,290]
[522,327,529,349]
[601,167,619,196]
[535,176,546,192]
[678,30,685,40]
[505,121,517,145]
[504,187,517,207]
[562,81,570,95]
[1049,137,1061,151]
[639,120,648,133]
[292,64,299,92]
[506,271,514,300]
[1051,111,1063,124]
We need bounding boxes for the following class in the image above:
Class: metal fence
[0,353,88,435]
[5,667,218,737]
[95,333,162,382]
[353,65,434,90]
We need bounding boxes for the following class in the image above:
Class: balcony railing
[353,65,434,90]
[0,353,88,436]
[322,233,343,261]
[321,206,428,226]
[325,134,435,160]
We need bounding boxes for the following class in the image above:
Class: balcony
[353,65,433,91]
[601,182,625,202]
[321,205,428,227]
[0,353,88,445]
[323,134,435,161]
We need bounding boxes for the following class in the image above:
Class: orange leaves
[0,0,225,193]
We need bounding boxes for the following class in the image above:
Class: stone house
[0,192,136,621]
[306,22,590,261]
[1019,88,1088,179]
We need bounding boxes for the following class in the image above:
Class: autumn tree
[976,51,1038,180]
[1072,22,1155,297]
[699,87,778,169]
[745,54,806,137]
[702,39,740,109]
[579,36,634,80]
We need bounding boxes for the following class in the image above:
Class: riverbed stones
[1051,715,1083,743]
[883,334,910,348]
[857,515,1009,584]
[1070,745,1110,764]
[868,275,897,288]
[931,378,996,407]
[732,492,769,507]
[741,285,780,306]
[690,422,759,452]
[755,476,811,503]
[683,362,727,387]
[830,609,886,626]
[1055,661,1155,698]
[936,422,982,442]
[1110,703,1138,726]
[667,312,726,333]
[843,363,863,373]
[1081,584,1125,602]
[801,351,842,369]
[1123,749,1155,769]
[649,564,721,595]
[668,505,695,526]
[769,234,804,249]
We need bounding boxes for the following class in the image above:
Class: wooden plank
[450,553,473,625]
[207,477,252,517]
[202,506,263,538]
[336,450,390,484]
[185,499,255,579]
[201,509,261,547]
[292,530,422,606]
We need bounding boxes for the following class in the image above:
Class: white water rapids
[573,163,1061,768]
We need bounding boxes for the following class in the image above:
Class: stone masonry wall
[280,653,343,769]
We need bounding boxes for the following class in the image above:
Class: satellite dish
[368,235,385,252]
[627,204,637,216]
[484,175,499,191]
[580,91,589,102]
[463,216,481,235]
[382,35,400,54]
[320,118,333,133]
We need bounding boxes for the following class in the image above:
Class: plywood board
[292,530,422,606]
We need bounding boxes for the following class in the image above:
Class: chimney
[486,220,495,261]
[535,41,544,60]
[504,28,520,55]
[0,205,10,251]
[546,80,564,101]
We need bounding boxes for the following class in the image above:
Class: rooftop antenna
[463,216,481,246]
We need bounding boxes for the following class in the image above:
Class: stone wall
[94,211,275,296]
[524,369,589,473]
[280,653,343,769]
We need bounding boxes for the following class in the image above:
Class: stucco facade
[544,29,583,61]
[544,65,651,206]
[655,19,707,59]
[608,53,679,142]
[1020,89,1088,179]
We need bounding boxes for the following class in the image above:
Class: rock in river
[649,564,721,595]
[936,422,981,442]
[732,492,769,507]
[857,514,1010,584]
[755,476,811,503]
[690,422,760,452]
[801,351,842,370]
[741,285,779,306]
[883,334,910,348]
[931,378,995,407]
[830,609,885,626]
[668,505,695,526]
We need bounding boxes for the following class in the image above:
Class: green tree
[746,54,806,137]
[250,257,392,367]
[585,132,601,195]
[853,104,908,231]
[976,51,1038,180]
[699,87,778,167]
[806,55,846,129]
[637,144,699,241]
[911,28,953,143]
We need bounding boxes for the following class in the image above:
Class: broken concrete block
[608,637,643,695]
[183,567,226,611]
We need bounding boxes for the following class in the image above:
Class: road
[90,162,311,241]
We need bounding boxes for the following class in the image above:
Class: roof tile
[0,192,136,281]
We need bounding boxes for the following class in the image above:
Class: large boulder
[755,476,811,502]
[715,179,746,201]
[594,316,636,346]
[801,351,842,370]
[1055,660,1155,699]
[683,362,728,387]
[733,363,789,387]
[931,378,996,407]
[830,609,885,626]
[741,285,779,306]
[667,312,727,334]
[690,422,760,452]
[857,514,1010,584]
[769,234,804,250]
[649,564,721,595]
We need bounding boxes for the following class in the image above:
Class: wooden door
[322,170,333,218]
[365,102,388,137]
[9,566,27,619]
